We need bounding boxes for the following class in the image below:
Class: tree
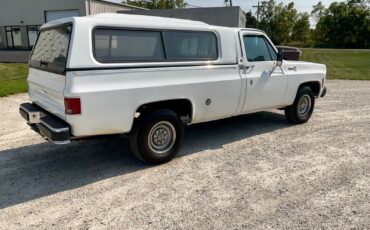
[311,1,325,24]
[258,0,276,35]
[311,2,326,47]
[276,2,298,44]
[258,0,298,44]
[124,0,186,9]
[245,11,257,28]
[291,12,310,45]
[313,0,370,48]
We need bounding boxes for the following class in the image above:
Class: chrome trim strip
[71,64,238,75]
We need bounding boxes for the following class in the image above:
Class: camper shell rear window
[29,24,72,74]
[93,28,218,63]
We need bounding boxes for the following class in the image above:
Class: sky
[184,0,346,13]
[111,0,346,13]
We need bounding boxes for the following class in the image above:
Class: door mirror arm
[238,58,255,74]
[271,49,284,73]
[276,49,284,66]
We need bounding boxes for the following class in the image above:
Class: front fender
[283,61,327,105]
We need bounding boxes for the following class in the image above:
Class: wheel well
[136,99,193,123]
[299,81,321,97]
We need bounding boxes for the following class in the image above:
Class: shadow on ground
[0,111,289,209]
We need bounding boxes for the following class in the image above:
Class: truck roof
[39,13,270,69]
[42,13,208,29]
[90,13,210,26]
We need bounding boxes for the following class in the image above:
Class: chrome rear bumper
[19,103,71,144]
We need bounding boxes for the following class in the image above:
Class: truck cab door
[239,32,288,113]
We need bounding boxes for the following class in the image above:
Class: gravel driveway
[0,80,369,229]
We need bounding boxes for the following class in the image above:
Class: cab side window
[243,35,276,62]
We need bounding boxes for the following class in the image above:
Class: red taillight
[64,98,81,115]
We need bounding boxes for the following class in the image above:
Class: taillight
[64,98,81,115]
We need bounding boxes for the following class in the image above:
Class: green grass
[0,63,28,97]
[301,48,370,80]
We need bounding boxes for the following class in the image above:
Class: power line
[185,3,202,8]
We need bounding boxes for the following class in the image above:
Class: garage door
[45,10,80,22]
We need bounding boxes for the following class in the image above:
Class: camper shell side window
[92,27,219,63]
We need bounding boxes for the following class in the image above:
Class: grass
[301,48,370,80]
[0,63,29,97]
[0,48,369,96]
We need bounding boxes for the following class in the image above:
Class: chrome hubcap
[297,95,312,117]
[148,121,176,155]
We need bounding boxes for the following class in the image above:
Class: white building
[0,0,145,49]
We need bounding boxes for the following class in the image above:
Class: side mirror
[276,49,284,67]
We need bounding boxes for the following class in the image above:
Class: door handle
[288,66,297,71]
[239,64,255,74]
[238,64,255,69]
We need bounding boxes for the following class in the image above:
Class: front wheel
[285,86,315,124]
[129,110,184,164]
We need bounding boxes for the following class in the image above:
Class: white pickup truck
[20,14,327,164]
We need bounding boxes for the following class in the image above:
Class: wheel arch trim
[132,98,195,127]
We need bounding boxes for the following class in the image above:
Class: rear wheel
[129,110,184,164]
[285,86,315,124]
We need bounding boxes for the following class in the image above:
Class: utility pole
[225,0,233,7]
[253,1,261,28]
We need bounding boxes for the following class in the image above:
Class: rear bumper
[19,103,71,144]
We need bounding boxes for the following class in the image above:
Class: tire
[129,109,184,164]
[285,86,315,124]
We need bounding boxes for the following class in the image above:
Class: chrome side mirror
[271,49,284,74]
[276,49,284,67]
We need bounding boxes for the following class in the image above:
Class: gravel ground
[0,80,369,229]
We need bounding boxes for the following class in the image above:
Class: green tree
[245,11,257,28]
[311,1,325,24]
[258,0,298,44]
[313,0,370,48]
[125,0,186,9]
[291,12,311,46]
[258,0,276,35]
[311,2,326,47]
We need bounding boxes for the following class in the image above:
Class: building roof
[95,0,147,10]
[121,6,245,28]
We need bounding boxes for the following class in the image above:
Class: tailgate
[28,25,72,120]
[28,68,66,119]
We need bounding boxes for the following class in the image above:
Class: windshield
[29,25,72,74]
